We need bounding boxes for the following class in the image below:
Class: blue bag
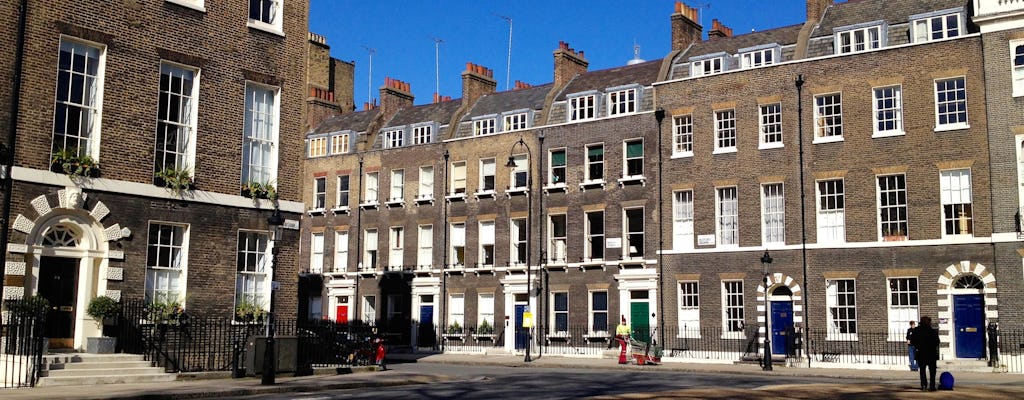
[939,371,954,390]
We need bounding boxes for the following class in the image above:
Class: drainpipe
[537,131,545,358]
[654,108,666,346]
[354,156,363,327]
[795,74,811,368]
[0,0,29,315]
[440,150,449,352]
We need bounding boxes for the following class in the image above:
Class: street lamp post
[760,250,773,371]
[263,207,284,385]
[506,137,532,363]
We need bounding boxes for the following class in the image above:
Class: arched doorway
[760,274,802,357]
[937,261,997,360]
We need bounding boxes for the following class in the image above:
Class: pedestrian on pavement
[615,315,631,364]
[907,320,918,371]
[910,316,940,391]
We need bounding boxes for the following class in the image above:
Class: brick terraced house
[0,0,309,351]
[300,0,1024,371]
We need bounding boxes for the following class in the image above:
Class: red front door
[336,305,349,323]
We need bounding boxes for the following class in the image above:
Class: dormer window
[835,22,886,54]
[473,118,496,136]
[911,9,962,43]
[383,129,404,148]
[412,124,433,144]
[504,112,528,131]
[691,58,722,77]
[308,137,326,158]
[607,87,637,116]
[330,133,350,154]
[739,44,780,69]
[568,94,597,121]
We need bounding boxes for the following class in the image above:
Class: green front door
[630,302,650,343]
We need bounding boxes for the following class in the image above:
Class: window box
[474,190,496,200]
[385,198,405,208]
[414,195,434,205]
[153,172,196,192]
[445,193,466,202]
[331,206,350,214]
[51,148,101,178]
[358,201,379,209]
[543,183,567,193]
[883,235,907,242]
[579,179,605,191]
[617,176,646,187]
[505,187,528,197]
[307,208,325,216]
[472,334,496,341]
[241,181,277,201]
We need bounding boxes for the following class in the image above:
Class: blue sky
[310,1,809,107]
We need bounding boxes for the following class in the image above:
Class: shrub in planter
[154,167,195,193]
[51,147,100,178]
[477,319,494,335]
[85,296,120,354]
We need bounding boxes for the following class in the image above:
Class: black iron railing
[1,299,48,388]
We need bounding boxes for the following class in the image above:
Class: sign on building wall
[606,238,622,248]
[697,235,716,246]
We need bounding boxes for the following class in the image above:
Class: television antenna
[431,37,444,99]
[361,45,376,106]
[495,14,513,91]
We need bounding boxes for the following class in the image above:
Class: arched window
[41,224,80,247]
[953,274,984,289]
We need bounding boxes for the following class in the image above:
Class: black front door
[38,257,79,347]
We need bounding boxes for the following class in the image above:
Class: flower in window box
[155,167,196,193]
[477,319,494,335]
[51,147,100,178]
[241,180,278,201]
[447,321,462,334]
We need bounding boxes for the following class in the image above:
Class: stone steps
[36,353,177,387]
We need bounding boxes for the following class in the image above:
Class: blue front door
[770,301,794,355]
[418,305,434,347]
[419,305,433,325]
[954,294,985,358]
[514,304,527,349]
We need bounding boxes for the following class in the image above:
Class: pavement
[2,352,1024,399]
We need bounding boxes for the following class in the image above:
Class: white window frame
[336,175,350,210]
[418,166,434,200]
[716,187,738,247]
[623,139,644,178]
[510,218,527,266]
[53,37,105,161]
[166,0,206,12]
[826,279,858,340]
[247,0,284,35]
[330,133,349,154]
[759,103,783,149]
[877,174,908,240]
[362,295,376,323]
[548,148,567,186]
[691,57,722,76]
[309,232,324,274]
[761,183,785,246]
[607,87,637,116]
[887,277,919,340]
[364,172,379,204]
[242,82,279,186]
[312,177,326,210]
[551,291,569,335]
[941,168,973,237]
[624,208,644,259]
[672,190,694,251]
[389,169,404,202]
[911,12,962,43]
[363,229,378,271]
[584,210,604,261]
[449,294,465,331]
[741,48,775,68]
[509,155,527,190]
[307,137,326,157]
[835,25,883,54]
[334,230,348,273]
[722,280,745,338]
[479,158,496,193]
[451,161,467,195]
[935,77,969,131]
[672,115,694,157]
[678,281,700,338]
[548,214,567,264]
[813,93,843,143]
[816,179,846,244]
[236,230,269,314]
[1012,40,1024,97]
[412,125,432,144]
[714,109,736,153]
[568,94,596,121]
[872,85,904,137]
[589,290,609,335]
[585,144,604,182]
[504,112,528,131]
[417,224,432,270]
[473,118,496,136]
[154,62,199,174]
[478,293,495,331]
[478,220,495,267]
[450,223,466,267]
[145,222,189,304]
[389,227,404,270]
[383,129,404,148]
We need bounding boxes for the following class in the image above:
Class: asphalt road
[220,362,891,400]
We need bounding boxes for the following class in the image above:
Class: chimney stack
[461,62,497,105]
[553,41,588,88]
[671,1,702,51]
[379,77,413,120]
[305,32,357,129]
[708,19,733,40]
[806,0,833,23]
[514,80,532,90]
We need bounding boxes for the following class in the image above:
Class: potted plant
[154,166,195,193]
[51,147,100,178]
[85,295,120,353]
[234,299,267,324]
[145,299,184,325]
[477,319,494,335]
[241,180,278,201]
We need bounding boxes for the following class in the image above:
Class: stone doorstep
[44,367,167,377]
[35,373,178,387]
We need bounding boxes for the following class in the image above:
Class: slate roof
[309,108,379,136]
[556,59,661,101]
[383,98,463,129]
[463,84,553,120]
[683,23,803,59]
[813,0,968,35]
